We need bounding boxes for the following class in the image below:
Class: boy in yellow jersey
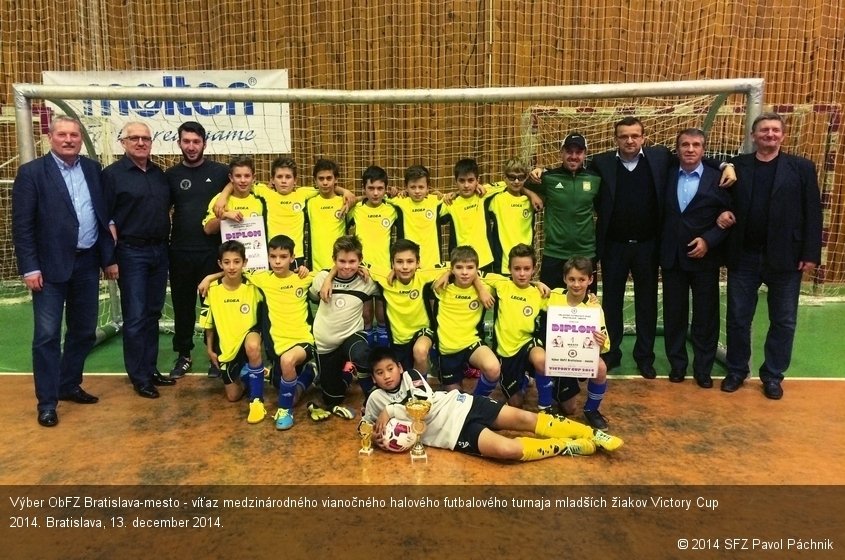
[390,165,443,269]
[212,157,355,264]
[198,241,266,423]
[364,347,623,460]
[486,159,538,275]
[439,159,505,272]
[304,159,349,271]
[484,244,552,409]
[544,257,611,430]
[433,245,501,396]
[348,165,401,347]
[202,156,267,236]
[367,239,447,377]
[201,235,319,431]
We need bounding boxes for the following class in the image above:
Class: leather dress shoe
[152,371,176,386]
[720,375,744,393]
[694,373,713,389]
[668,370,686,383]
[603,356,621,371]
[637,363,657,379]
[59,387,99,404]
[38,409,58,427]
[763,379,783,400]
[135,385,160,399]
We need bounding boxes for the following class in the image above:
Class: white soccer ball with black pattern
[378,418,417,453]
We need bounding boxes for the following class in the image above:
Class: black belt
[120,236,166,247]
[75,246,94,255]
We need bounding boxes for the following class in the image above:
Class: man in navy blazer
[719,112,822,399]
[660,129,731,388]
[12,116,117,427]
[590,116,735,379]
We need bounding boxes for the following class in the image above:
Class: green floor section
[2,297,844,378]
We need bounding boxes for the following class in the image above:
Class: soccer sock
[473,374,498,397]
[247,363,265,400]
[297,363,316,393]
[374,324,388,347]
[517,437,568,461]
[535,411,593,439]
[535,373,554,408]
[277,378,297,410]
[357,374,374,397]
[363,327,373,346]
[583,380,607,412]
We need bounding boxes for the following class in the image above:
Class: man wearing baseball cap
[527,132,601,290]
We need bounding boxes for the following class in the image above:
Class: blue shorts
[269,342,315,388]
[392,328,434,372]
[438,341,482,385]
[454,395,506,455]
[219,328,261,385]
[499,339,542,400]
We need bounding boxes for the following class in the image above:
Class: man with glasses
[590,117,735,376]
[103,121,176,399]
[527,133,601,290]
[13,116,117,427]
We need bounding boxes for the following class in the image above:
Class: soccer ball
[378,418,417,453]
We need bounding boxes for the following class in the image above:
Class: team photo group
[12,112,821,463]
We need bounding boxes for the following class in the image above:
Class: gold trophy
[404,398,432,463]
[358,420,374,456]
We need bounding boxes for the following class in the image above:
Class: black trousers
[600,239,658,367]
[168,247,219,356]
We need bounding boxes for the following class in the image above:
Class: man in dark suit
[590,117,735,379]
[12,116,117,427]
[719,112,822,399]
[660,129,731,388]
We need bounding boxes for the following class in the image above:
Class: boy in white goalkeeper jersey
[362,347,623,460]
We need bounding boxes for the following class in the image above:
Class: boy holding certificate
[547,257,611,430]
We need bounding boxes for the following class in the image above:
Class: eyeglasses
[122,135,153,144]
[505,174,527,181]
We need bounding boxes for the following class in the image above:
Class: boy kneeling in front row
[363,347,623,461]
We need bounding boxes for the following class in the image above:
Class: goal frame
[14,78,765,165]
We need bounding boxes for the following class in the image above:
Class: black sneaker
[583,409,609,430]
[207,363,221,378]
[169,356,192,379]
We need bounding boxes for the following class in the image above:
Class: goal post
[13,78,765,165]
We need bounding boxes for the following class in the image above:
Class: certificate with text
[544,304,600,378]
[220,215,268,271]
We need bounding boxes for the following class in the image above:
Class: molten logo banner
[42,70,291,155]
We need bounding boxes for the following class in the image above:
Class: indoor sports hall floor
[1,298,843,486]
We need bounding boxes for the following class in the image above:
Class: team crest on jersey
[293,202,303,212]
[381,218,391,228]
[469,300,480,310]
[179,179,191,191]
[408,289,420,300]
[582,181,592,191]
[425,210,434,220]
[250,212,260,217]
[523,305,533,316]
[335,298,347,308]
[240,304,251,314]
[295,287,304,298]
[522,209,530,219]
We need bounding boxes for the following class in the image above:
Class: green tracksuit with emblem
[530,167,601,259]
